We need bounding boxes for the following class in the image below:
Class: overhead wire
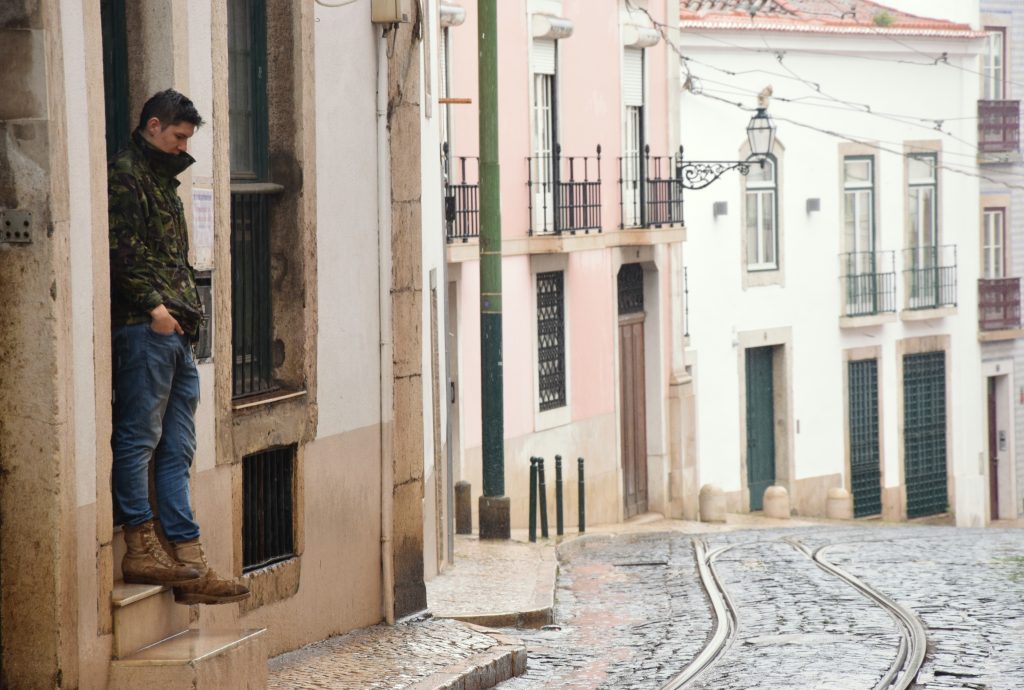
[623,0,1024,192]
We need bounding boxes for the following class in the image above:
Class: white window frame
[745,158,778,271]
[983,28,1005,101]
[984,208,1006,279]
[622,47,645,228]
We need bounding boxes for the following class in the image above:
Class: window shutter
[533,38,556,75]
[623,48,643,106]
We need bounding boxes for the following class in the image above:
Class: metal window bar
[848,359,882,517]
[441,143,480,242]
[242,445,296,572]
[978,277,1021,331]
[528,145,602,235]
[617,263,644,314]
[231,188,275,398]
[537,271,566,411]
[978,100,1020,153]
[619,146,686,229]
[839,251,896,317]
[904,245,957,310]
[902,351,948,518]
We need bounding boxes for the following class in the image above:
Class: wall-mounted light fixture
[713,201,728,219]
[677,107,777,190]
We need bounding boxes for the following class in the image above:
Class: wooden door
[746,347,776,511]
[619,313,648,518]
[988,377,999,521]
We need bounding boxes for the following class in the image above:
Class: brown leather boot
[122,521,202,586]
[171,539,250,605]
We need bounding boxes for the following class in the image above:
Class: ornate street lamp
[675,107,777,190]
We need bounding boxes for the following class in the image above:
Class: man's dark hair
[137,89,205,130]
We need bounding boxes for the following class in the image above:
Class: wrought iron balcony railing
[979,277,1021,331]
[903,245,957,311]
[839,251,896,317]
[619,145,686,229]
[442,143,480,243]
[527,145,602,236]
[979,100,1020,153]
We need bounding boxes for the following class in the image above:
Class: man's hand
[150,303,185,335]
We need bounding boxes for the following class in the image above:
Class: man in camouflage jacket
[109,89,248,605]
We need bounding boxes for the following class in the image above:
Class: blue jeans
[111,323,201,542]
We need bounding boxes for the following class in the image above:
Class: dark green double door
[746,347,775,511]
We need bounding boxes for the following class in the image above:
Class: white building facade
[677,0,996,525]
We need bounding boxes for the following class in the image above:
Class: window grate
[231,189,275,398]
[194,271,213,361]
[243,445,295,572]
[537,271,566,411]
[848,359,881,517]
[618,263,644,315]
[903,351,948,518]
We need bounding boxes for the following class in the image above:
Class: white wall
[313,0,383,438]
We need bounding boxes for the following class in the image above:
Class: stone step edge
[406,627,527,690]
[113,628,266,667]
[112,581,169,608]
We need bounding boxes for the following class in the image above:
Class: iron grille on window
[194,270,213,361]
[528,146,602,236]
[978,100,1020,153]
[231,188,275,398]
[904,245,957,310]
[537,271,566,411]
[848,359,881,518]
[619,146,686,229]
[840,251,896,317]
[243,445,295,572]
[979,277,1021,331]
[442,143,480,242]
[902,352,948,518]
[618,264,644,315]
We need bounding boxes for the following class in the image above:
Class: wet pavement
[496,525,1024,690]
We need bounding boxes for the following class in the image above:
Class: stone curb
[406,625,528,690]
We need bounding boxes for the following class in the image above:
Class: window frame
[536,269,567,413]
[744,156,779,271]
[907,152,938,254]
[228,0,270,182]
[983,27,1006,101]
[983,207,1006,279]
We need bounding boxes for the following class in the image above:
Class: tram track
[660,537,928,690]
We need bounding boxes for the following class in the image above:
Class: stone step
[109,628,267,690]
[111,581,191,659]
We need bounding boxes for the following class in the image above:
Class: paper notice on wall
[192,188,214,270]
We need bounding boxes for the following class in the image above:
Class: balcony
[619,146,686,229]
[903,245,957,311]
[840,251,896,317]
[979,277,1021,331]
[442,144,479,243]
[978,100,1020,155]
[528,145,602,236]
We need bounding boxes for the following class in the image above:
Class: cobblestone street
[497,525,1024,690]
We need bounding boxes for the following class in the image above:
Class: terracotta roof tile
[679,0,979,37]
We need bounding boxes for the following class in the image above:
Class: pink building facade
[442,0,698,528]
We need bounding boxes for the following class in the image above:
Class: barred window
[243,445,296,572]
[537,271,566,411]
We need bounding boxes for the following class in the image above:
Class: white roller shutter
[533,38,556,75]
[623,48,644,106]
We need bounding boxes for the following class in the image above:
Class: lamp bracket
[677,160,752,190]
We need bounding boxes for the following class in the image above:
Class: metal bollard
[455,481,472,534]
[577,457,586,534]
[538,457,549,539]
[529,458,537,543]
[555,455,564,536]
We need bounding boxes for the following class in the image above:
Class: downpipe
[377,27,396,626]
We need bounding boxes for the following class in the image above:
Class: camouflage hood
[108,129,204,338]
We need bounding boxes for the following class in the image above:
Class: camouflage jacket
[108,129,203,338]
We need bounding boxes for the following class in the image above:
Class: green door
[903,351,948,518]
[849,359,882,517]
[746,347,775,511]
[101,0,130,161]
